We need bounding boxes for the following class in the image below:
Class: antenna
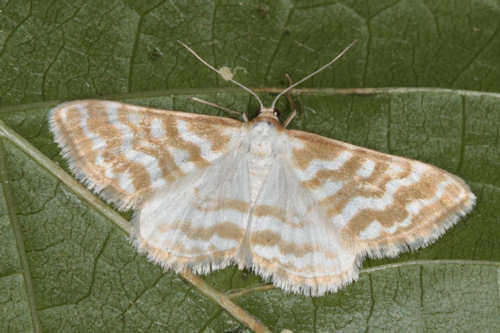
[177,41,264,110]
[190,96,248,122]
[270,40,357,109]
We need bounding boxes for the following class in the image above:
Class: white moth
[49,41,475,296]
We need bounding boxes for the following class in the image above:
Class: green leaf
[1,1,499,332]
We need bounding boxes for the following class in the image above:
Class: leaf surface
[1,1,499,332]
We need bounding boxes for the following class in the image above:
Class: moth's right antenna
[271,40,357,110]
[178,41,264,110]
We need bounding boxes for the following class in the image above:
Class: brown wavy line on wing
[54,106,99,184]
[63,104,150,199]
[303,153,405,204]
[156,220,245,242]
[184,116,238,152]
[252,204,311,229]
[121,104,209,183]
[302,153,365,188]
[321,160,412,215]
[124,108,179,184]
[291,138,348,170]
[251,251,341,275]
[345,170,453,236]
[158,237,240,257]
[195,198,250,213]
[374,182,469,242]
[250,230,337,261]
[87,102,153,195]
[359,186,472,251]
[290,133,394,171]
[140,235,239,262]
[162,115,210,169]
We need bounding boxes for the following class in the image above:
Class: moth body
[247,116,283,204]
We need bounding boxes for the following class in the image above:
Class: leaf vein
[0,138,41,333]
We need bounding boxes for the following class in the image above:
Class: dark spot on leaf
[148,47,164,62]
[256,5,268,17]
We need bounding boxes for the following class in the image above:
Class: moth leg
[190,96,248,122]
[283,73,297,128]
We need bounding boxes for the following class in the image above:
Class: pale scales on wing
[49,42,475,296]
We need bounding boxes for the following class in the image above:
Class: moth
[49,41,475,296]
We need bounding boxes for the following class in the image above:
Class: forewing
[50,100,242,210]
[247,157,358,296]
[288,129,476,259]
[134,147,250,271]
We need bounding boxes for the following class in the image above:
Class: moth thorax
[248,121,277,203]
[249,121,277,156]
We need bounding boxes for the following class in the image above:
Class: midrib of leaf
[1,87,500,113]
[0,139,41,333]
[225,260,500,298]
[361,259,500,273]
[0,119,271,333]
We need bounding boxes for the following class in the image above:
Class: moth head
[258,107,280,121]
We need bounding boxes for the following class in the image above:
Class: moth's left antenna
[177,41,264,110]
